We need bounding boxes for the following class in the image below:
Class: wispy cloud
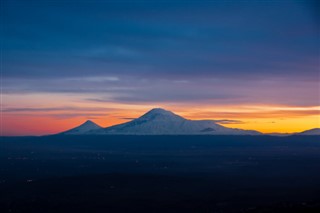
[1,106,116,113]
[213,119,245,124]
[49,113,108,119]
[66,76,120,82]
[119,117,137,120]
[188,109,320,119]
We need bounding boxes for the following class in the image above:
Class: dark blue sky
[0,0,320,135]
[1,0,320,135]
[3,0,319,79]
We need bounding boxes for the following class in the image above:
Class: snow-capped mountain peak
[144,108,174,116]
[139,108,185,121]
[60,120,103,135]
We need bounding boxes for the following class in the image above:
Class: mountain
[61,120,103,135]
[91,108,261,135]
[296,128,320,135]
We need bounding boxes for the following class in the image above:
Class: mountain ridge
[62,108,261,135]
[59,108,319,136]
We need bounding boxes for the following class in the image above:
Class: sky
[1,0,319,135]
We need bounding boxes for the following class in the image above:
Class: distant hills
[59,108,319,136]
[295,128,320,136]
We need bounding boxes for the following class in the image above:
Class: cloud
[85,98,111,103]
[66,76,120,82]
[49,113,107,119]
[2,0,318,82]
[119,117,137,120]
[188,109,320,119]
[2,75,319,108]
[213,119,244,124]
[2,112,108,120]
[1,106,116,113]
[2,0,319,111]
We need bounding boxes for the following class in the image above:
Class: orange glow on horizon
[1,103,319,136]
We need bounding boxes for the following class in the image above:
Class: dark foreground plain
[0,135,320,213]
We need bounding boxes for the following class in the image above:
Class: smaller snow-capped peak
[82,120,98,126]
[61,120,102,135]
[74,120,100,128]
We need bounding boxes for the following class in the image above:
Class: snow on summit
[60,120,103,135]
[138,108,185,122]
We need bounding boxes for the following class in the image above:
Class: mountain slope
[296,128,320,135]
[60,120,103,135]
[94,108,261,135]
